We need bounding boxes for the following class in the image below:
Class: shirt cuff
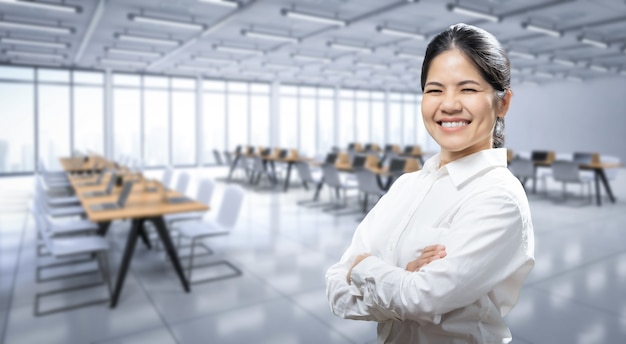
[350,255,383,290]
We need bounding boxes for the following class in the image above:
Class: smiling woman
[326,23,535,344]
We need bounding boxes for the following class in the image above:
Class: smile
[438,121,470,128]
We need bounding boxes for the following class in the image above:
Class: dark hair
[421,23,510,148]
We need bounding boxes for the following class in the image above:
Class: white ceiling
[0,0,625,91]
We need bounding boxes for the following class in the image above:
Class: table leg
[97,221,111,236]
[150,216,190,293]
[283,162,293,192]
[110,218,143,308]
[313,178,324,201]
[227,155,240,181]
[138,226,152,250]
[595,171,602,206]
[597,169,616,204]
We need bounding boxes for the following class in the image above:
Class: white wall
[505,76,626,163]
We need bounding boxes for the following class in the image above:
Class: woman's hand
[347,253,372,284]
[405,245,446,272]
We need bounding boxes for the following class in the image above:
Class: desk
[65,167,208,308]
[60,156,114,174]
[227,152,312,192]
[533,161,621,206]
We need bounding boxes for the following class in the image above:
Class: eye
[425,89,442,94]
[461,88,477,93]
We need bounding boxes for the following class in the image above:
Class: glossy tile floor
[1,166,626,344]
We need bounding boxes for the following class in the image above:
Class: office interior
[0,0,625,343]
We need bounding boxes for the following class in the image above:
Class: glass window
[318,97,334,155]
[113,88,141,161]
[38,69,69,83]
[228,81,247,93]
[389,92,402,101]
[356,90,370,99]
[203,80,224,91]
[279,96,297,148]
[403,101,416,146]
[300,86,316,96]
[172,77,195,90]
[355,99,370,144]
[300,97,316,156]
[144,76,168,88]
[113,74,140,87]
[250,83,269,93]
[371,101,385,144]
[73,71,103,85]
[203,93,225,163]
[250,95,270,148]
[0,66,33,81]
[0,83,34,172]
[389,102,403,147]
[340,89,354,99]
[227,93,248,150]
[172,91,196,165]
[319,88,333,97]
[280,85,298,95]
[338,98,354,149]
[38,85,70,170]
[73,86,103,155]
[371,91,384,100]
[144,89,169,166]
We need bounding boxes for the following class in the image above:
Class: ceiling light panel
[214,44,264,55]
[446,4,500,22]
[0,0,79,13]
[0,20,73,34]
[107,48,161,58]
[579,37,609,49]
[376,26,425,40]
[5,50,65,59]
[0,37,68,49]
[281,9,347,26]
[291,53,332,63]
[241,30,299,43]
[99,58,148,67]
[197,0,239,8]
[116,34,179,46]
[328,42,373,53]
[192,55,234,64]
[129,14,204,31]
[522,23,562,37]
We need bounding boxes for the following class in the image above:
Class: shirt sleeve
[348,188,534,323]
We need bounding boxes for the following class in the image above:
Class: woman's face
[421,49,510,165]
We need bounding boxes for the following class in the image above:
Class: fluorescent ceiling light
[192,55,233,64]
[99,58,147,67]
[534,71,553,78]
[376,26,425,40]
[446,4,500,22]
[589,64,608,72]
[241,29,299,43]
[508,51,536,60]
[579,37,608,49]
[177,64,217,73]
[328,42,373,54]
[116,34,179,46]
[214,44,264,55]
[355,61,387,69]
[5,50,64,59]
[552,58,575,67]
[129,14,204,31]
[107,48,161,58]
[291,53,332,63]
[197,0,238,8]
[281,9,347,26]
[395,51,423,59]
[0,0,79,13]
[265,62,300,70]
[522,23,562,37]
[323,68,353,76]
[0,20,73,34]
[243,70,274,78]
[0,37,68,49]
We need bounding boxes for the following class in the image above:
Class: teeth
[441,121,469,128]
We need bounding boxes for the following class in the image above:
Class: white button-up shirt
[326,148,535,344]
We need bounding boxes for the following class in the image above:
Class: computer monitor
[573,152,593,164]
[325,153,338,164]
[261,148,271,156]
[347,143,355,150]
[403,146,414,154]
[389,158,406,172]
[531,151,548,161]
[247,146,254,155]
[352,155,366,168]
[279,149,288,158]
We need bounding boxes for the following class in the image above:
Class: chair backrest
[32,207,53,253]
[174,172,190,195]
[403,145,413,154]
[531,151,549,162]
[551,160,582,183]
[279,149,288,159]
[321,164,343,188]
[216,184,245,229]
[213,150,224,165]
[325,152,338,164]
[196,178,216,205]
[295,161,315,184]
[162,167,174,189]
[223,151,233,166]
[508,158,534,179]
[352,155,366,168]
[389,158,406,173]
[354,168,383,195]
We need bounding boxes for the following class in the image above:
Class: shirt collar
[423,148,508,188]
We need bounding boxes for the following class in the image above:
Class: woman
[325,23,535,343]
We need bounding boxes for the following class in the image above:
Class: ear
[497,89,512,118]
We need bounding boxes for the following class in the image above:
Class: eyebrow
[424,80,482,87]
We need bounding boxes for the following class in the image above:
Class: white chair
[354,167,386,213]
[34,184,85,218]
[165,178,215,227]
[32,208,111,316]
[175,184,245,284]
[295,161,324,205]
[36,177,79,206]
[507,158,535,189]
[551,160,593,203]
[320,163,358,212]
[174,172,190,195]
[161,166,174,189]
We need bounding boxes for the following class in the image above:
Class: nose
[440,92,462,114]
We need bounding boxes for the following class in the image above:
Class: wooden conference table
[61,157,208,307]
[227,151,312,192]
